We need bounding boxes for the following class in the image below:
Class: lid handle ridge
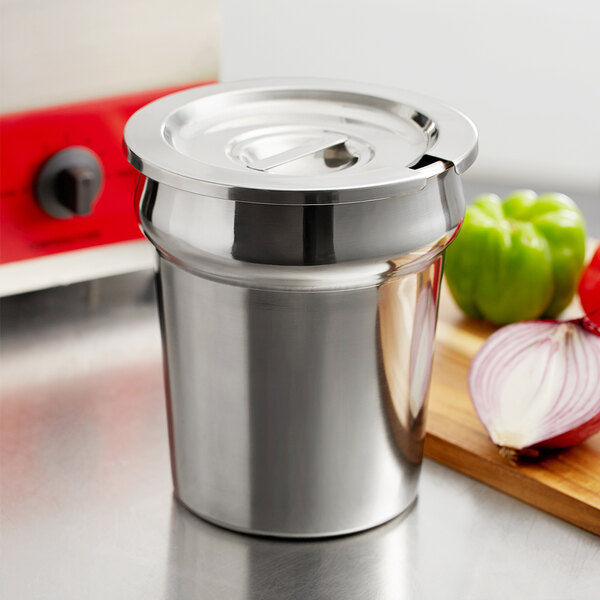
[246,132,350,172]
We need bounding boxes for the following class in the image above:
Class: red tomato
[579,244,600,327]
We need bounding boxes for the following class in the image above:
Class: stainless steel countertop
[1,272,599,600]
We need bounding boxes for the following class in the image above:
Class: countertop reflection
[166,500,415,599]
[1,272,598,600]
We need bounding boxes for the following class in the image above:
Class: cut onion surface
[468,319,600,458]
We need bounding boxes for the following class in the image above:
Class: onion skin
[534,411,600,449]
[468,319,600,458]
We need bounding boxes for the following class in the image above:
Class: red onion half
[468,319,600,456]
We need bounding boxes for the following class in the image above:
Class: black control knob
[36,147,103,218]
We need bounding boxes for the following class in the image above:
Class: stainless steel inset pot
[124,79,477,537]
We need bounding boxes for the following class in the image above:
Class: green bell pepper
[444,190,586,325]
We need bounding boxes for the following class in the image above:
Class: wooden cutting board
[425,284,600,535]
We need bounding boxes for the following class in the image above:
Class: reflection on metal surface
[378,260,442,465]
[166,499,414,600]
[140,171,465,281]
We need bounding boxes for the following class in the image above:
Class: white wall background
[1,1,598,194]
[221,0,600,194]
[0,0,219,112]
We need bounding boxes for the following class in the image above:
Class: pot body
[141,171,459,537]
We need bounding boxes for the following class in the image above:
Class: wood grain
[424,283,600,535]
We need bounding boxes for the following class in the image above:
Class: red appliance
[0,82,211,266]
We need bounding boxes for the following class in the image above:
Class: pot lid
[124,78,478,205]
